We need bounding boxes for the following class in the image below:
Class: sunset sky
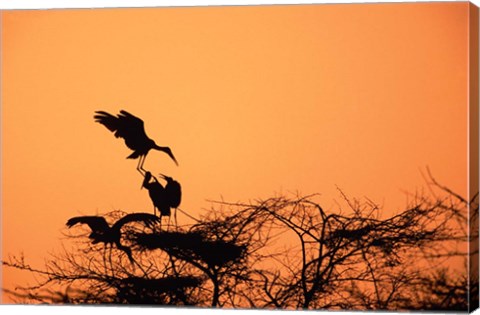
[1,2,473,303]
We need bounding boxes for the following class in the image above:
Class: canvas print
[1,1,479,312]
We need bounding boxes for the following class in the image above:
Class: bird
[94,110,178,172]
[160,173,182,227]
[141,172,171,228]
[66,213,160,262]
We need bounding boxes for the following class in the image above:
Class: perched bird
[160,174,182,209]
[142,172,171,221]
[94,110,178,171]
[66,213,160,262]
[160,174,182,226]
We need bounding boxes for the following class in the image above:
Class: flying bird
[94,110,178,171]
[66,213,160,262]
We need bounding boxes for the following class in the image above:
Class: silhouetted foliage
[112,276,202,305]
[2,175,478,310]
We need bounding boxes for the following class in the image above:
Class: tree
[2,176,478,311]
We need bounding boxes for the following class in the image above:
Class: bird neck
[153,144,168,151]
[116,242,133,262]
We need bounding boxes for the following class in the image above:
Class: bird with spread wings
[66,213,160,262]
[94,110,178,172]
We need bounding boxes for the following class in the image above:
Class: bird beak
[142,172,152,189]
[167,153,178,166]
[158,173,167,180]
[154,145,178,166]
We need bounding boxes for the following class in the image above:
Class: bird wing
[117,110,149,140]
[118,110,144,127]
[94,110,150,149]
[66,216,110,232]
[166,181,182,208]
[113,213,160,230]
[94,111,121,134]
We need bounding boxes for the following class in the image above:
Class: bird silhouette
[160,173,182,227]
[94,110,178,172]
[66,213,160,262]
[141,172,171,227]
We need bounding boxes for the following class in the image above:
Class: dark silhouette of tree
[239,176,477,311]
[94,110,178,171]
[4,211,205,305]
[2,177,478,311]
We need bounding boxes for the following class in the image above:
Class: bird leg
[152,207,157,232]
[137,155,147,174]
[102,246,108,273]
[108,244,114,272]
[139,168,147,188]
[137,165,145,177]
[136,156,143,174]
[174,208,178,231]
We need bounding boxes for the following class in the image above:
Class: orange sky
[1,2,472,303]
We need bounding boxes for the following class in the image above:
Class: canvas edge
[469,2,479,313]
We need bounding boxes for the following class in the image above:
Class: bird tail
[127,151,142,159]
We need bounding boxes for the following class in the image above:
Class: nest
[134,231,246,267]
